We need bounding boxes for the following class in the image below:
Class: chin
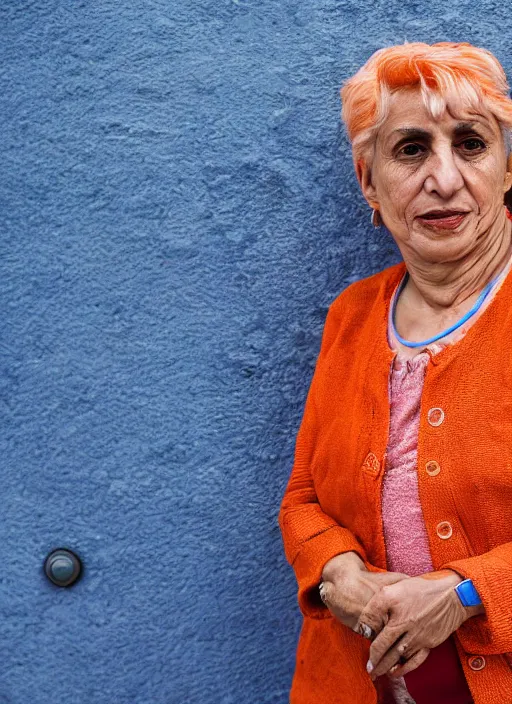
[415,240,478,265]
[406,228,478,264]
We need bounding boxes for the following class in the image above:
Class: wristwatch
[455,578,482,608]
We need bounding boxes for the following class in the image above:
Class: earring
[371,208,382,228]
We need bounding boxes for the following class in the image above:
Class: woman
[278,41,512,704]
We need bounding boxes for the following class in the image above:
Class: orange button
[426,460,441,476]
[362,452,380,474]
[468,656,486,671]
[428,407,445,427]
[436,521,453,540]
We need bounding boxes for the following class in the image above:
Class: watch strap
[455,578,482,608]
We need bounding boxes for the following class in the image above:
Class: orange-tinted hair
[340,42,512,164]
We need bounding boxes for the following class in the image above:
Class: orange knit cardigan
[279,261,512,704]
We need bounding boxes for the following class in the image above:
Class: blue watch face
[456,579,482,607]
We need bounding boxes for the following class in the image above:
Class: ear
[355,157,379,209]
[504,153,512,192]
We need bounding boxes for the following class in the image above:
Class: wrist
[322,551,365,582]
[422,570,480,624]
[464,602,485,618]
[443,572,485,620]
[436,569,464,588]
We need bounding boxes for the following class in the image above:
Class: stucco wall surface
[1,1,512,702]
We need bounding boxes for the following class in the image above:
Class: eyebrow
[390,121,487,144]
[391,127,431,140]
[453,121,482,135]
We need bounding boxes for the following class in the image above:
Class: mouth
[416,209,470,230]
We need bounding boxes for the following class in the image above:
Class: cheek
[464,155,507,208]
[466,171,503,211]
[374,160,426,221]
[378,158,426,204]
[381,176,421,219]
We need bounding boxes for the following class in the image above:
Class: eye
[458,138,486,152]
[397,143,425,158]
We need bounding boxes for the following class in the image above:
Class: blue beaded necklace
[391,271,502,348]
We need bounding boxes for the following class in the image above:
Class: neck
[401,211,512,312]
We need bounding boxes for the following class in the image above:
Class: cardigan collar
[371,258,512,370]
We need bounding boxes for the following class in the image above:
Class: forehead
[378,88,501,143]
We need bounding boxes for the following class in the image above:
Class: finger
[356,592,388,639]
[354,622,376,640]
[388,648,430,678]
[367,626,406,677]
[318,580,333,606]
[370,633,411,679]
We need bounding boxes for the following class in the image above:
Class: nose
[424,147,464,199]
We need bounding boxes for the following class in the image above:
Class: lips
[417,209,469,230]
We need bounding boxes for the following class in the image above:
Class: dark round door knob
[44,549,82,587]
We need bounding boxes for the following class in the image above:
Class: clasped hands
[320,552,483,680]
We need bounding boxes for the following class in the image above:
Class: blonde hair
[340,42,512,168]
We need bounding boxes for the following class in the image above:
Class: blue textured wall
[1,2,511,702]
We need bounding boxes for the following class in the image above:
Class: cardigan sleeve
[278,298,386,620]
[443,544,512,654]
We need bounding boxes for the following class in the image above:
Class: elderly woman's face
[361,89,512,263]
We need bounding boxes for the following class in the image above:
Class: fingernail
[366,660,374,674]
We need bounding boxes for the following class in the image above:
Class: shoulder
[328,262,405,320]
[316,262,405,359]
